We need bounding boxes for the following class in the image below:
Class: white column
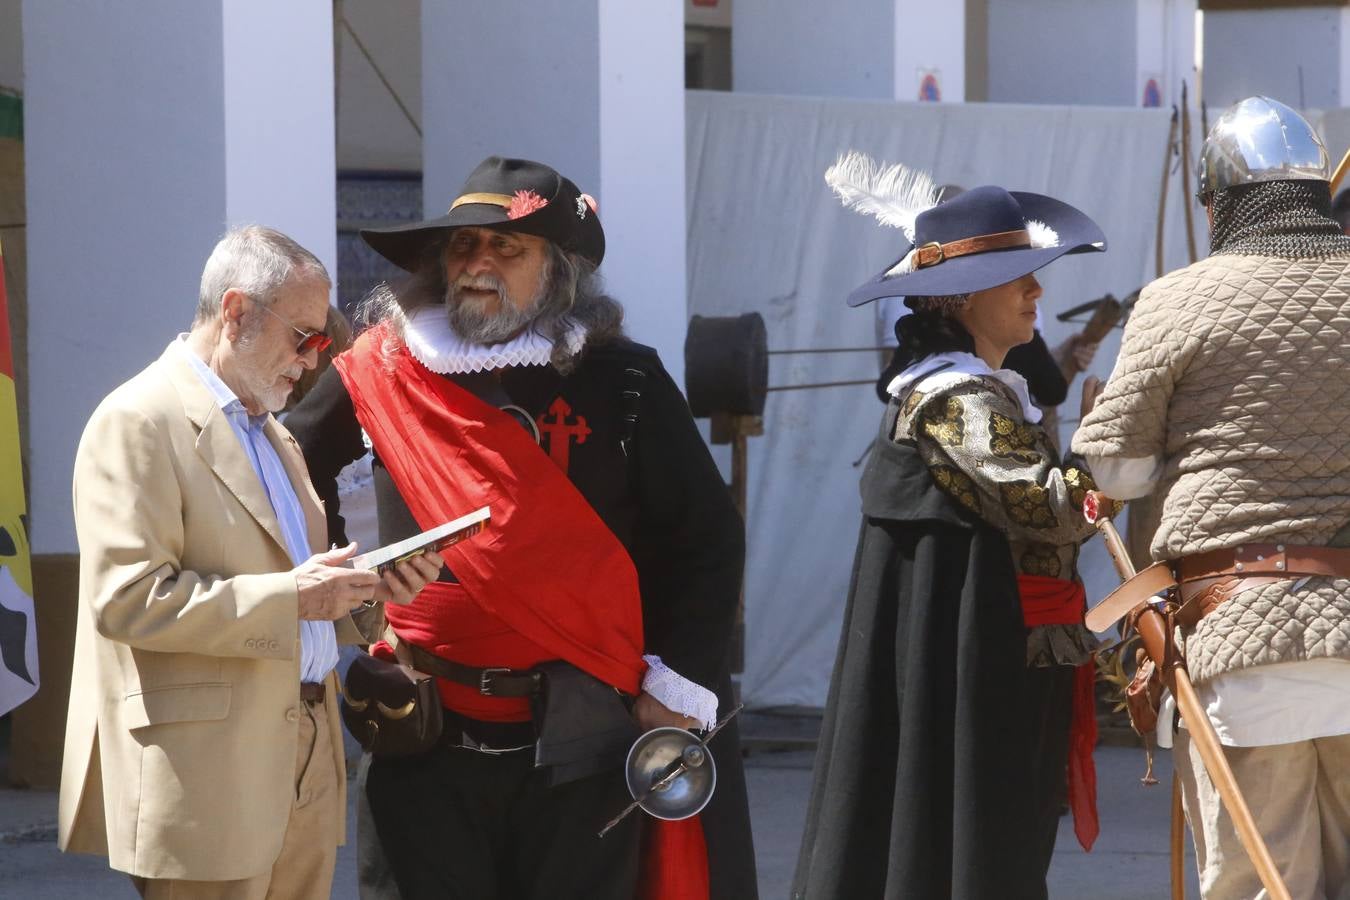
[23,0,336,553]
[733,0,966,101]
[421,0,686,384]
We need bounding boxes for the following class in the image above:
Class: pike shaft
[1090,506,1291,900]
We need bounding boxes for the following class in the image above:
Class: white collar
[402,305,587,375]
[886,350,1042,423]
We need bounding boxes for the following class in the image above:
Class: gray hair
[357,237,624,374]
[194,225,330,326]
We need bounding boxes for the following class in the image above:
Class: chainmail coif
[1209,179,1350,258]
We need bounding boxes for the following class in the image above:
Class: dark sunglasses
[257,303,333,355]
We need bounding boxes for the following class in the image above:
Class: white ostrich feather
[1026,219,1060,249]
[884,249,920,278]
[824,152,939,242]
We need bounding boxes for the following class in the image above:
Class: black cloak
[791,400,1047,899]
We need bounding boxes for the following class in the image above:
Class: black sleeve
[285,365,368,547]
[1002,330,1068,407]
[627,357,744,692]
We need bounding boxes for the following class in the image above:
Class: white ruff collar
[403,305,587,375]
[886,351,1042,423]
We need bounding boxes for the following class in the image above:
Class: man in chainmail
[1074,97,1350,897]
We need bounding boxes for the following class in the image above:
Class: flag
[0,238,37,716]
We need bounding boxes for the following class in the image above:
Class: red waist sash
[372,581,551,721]
[1018,574,1099,853]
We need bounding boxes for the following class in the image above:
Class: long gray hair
[356,238,624,374]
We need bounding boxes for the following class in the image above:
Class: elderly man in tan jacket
[59,225,442,899]
[1075,97,1350,898]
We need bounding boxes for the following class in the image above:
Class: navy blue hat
[362,156,605,271]
[845,185,1106,307]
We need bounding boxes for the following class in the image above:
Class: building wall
[987,0,1137,105]
[1203,6,1343,110]
[421,1,602,212]
[733,0,895,99]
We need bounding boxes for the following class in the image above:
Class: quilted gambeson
[1074,253,1350,681]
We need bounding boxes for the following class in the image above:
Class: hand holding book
[351,507,491,604]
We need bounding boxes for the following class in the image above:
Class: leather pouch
[1124,647,1164,736]
[340,653,443,758]
[531,660,640,786]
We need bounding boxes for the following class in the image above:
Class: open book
[350,506,491,582]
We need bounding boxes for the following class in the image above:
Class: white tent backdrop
[685,91,1200,709]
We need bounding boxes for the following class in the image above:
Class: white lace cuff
[641,655,719,730]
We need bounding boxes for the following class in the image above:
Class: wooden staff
[1156,107,1179,278]
[1084,492,1291,900]
[1171,776,1187,899]
[1331,145,1350,196]
[1179,82,1199,265]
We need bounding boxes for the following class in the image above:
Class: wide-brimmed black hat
[844,184,1106,307]
[361,156,605,271]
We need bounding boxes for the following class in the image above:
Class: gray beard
[445,278,547,345]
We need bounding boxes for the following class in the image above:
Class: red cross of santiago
[537,396,591,472]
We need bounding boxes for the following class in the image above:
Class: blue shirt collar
[174,335,268,427]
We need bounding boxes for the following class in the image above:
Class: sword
[597,704,743,838]
[1084,492,1291,900]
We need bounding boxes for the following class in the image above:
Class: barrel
[684,313,768,417]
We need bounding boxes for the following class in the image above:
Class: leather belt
[300,682,326,703]
[912,228,1031,269]
[1085,542,1350,633]
[405,643,543,698]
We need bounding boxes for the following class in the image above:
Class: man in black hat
[287,157,756,900]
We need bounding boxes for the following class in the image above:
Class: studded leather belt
[1087,542,1350,632]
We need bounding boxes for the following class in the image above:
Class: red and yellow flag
[0,238,37,716]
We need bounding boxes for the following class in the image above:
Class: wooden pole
[1157,107,1179,279]
[1171,775,1186,899]
[1179,83,1199,265]
[1330,145,1350,196]
[710,413,763,675]
[1085,494,1291,900]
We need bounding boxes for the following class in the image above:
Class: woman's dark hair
[874,302,976,401]
[893,304,975,369]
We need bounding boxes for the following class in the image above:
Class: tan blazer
[59,344,365,880]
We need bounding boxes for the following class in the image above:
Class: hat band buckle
[912,228,1032,270]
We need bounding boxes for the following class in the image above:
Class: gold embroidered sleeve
[915,381,1100,546]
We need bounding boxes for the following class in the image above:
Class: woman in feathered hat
[792,155,1112,899]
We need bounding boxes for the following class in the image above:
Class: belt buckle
[479,667,512,696]
[915,241,945,268]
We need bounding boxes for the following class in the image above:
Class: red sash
[335,331,708,900]
[334,330,645,695]
[1018,574,1099,853]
